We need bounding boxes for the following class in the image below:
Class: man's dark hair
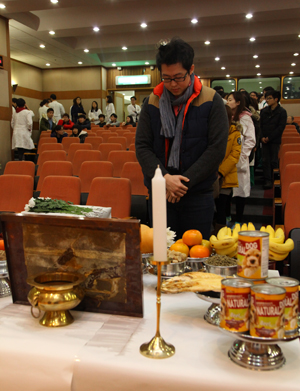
[12,98,18,104]
[40,99,47,107]
[266,90,281,103]
[50,94,57,100]
[263,86,274,97]
[62,113,69,118]
[99,114,105,119]
[213,86,224,92]
[17,98,25,108]
[239,88,246,92]
[216,90,225,98]
[72,125,79,130]
[111,113,117,119]
[106,95,113,104]
[78,114,86,119]
[131,96,137,100]
[55,125,62,131]
[47,108,54,113]
[156,38,194,72]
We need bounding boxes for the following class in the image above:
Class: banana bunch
[210,226,239,258]
[260,226,294,261]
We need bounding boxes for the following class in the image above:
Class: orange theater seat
[37,143,63,161]
[281,164,300,210]
[86,132,97,137]
[87,177,131,218]
[37,137,57,154]
[61,137,80,153]
[37,161,73,191]
[121,162,148,195]
[67,143,92,162]
[0,175,34,212]
[108,150,137,177]
[284,182,300,238]
[37,150,67,176]
[72,150,103,176]
[108,137,127,150]
[279,144,300,159]
[279,151,300,175]
[123,133,135,148]
[99,143,123,160]
[86,137,103,150]
[4,161,35,178]
[39,176,81,204]
[102,132,118,143]
[79,161,113,192]
[129,144,135,152]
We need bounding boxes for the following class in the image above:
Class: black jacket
[260,105,287,144]
[75,119,91,132]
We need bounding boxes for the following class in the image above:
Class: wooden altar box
[0,213,143,317]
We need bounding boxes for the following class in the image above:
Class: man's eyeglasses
[161,71,188,83]
[266,97,274,101]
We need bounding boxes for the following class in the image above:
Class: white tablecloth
[0,274,299,391]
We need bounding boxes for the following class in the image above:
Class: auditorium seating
[37,137,57,154]
[4,161,35,178]
[72,150,103,176]
[39,175,81,204]
[86,137,103,150]
[37,143,63,159]
[36,150,67,176]
[0,175,34,212]
[36,161,73,192]
[67,143,92,162]
[108,137,127,150]
[61,137,80,153]
[102,132,118,143]
[121,162,148,196]
[108,151,137,177]
[99,143,122,161]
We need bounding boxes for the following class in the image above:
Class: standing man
[135,38,228,239]
[260,90,287,189]
[127,96,141,123]
[49,94,65,122]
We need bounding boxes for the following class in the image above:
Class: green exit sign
[115,75,151,86]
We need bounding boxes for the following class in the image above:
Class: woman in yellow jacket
[215,105,242,228]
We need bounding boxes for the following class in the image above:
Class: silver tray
[148,259,191,278]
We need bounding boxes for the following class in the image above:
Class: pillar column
[0,15,12,174]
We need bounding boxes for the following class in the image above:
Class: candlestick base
[140,334,175,359]
[151,260,171,266]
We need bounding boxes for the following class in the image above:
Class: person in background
[12,98,18,115]
[38,99,50,121]
[98,114,106,127]
[260,90,287,189]
[40,108,57,132]
[48,94,65,122]
[71,97,86,123]
[227,91,256,224]
[259,87,274,110]
[11,98,35,161]
[250,91,258,101]
[213,86,224,93]
[75,114,91,132]
[135,38,228,240]
[287,115,300,133]
[215,105,242,230]
[121,115,136,127]
[70,125,88,143]
[51,125,68,143]
[57,113,74,129]
[127,96,141,122]
[105,96,115,122]
[107,113,120,127]
[88,101,102,125]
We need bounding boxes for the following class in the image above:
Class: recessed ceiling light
[46,63,50,66]
[145,62,149,65]
[260,86,262,89]
[122,46,127,50]
[84,49,89,53]
[39,44,45,48]
[78,62,82,64]
[246,13,253,19]
[49,31,55,35]
[112,63,116,66]
[93,27,100,32]
[226,74,230,77]
[0,4,6,9]
[123,93,125,96]
[294,53,299,56]
[253,54,258,58]
[289,77,292,80]
[50,0,58,3]
[215,57,220,61]
[298,35,300,38]
[221,67,226,70]
[140,23,147,28]
[249,37,256,42]
[204,41,210,45]
[291,63,296,66]
[117,67,122,70]
[191,18,198,24]
[289,71,294,74]
[257,73,261,76]
[259,82,262,84]
[255,64,260,68]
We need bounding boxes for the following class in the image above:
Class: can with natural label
[237,231,269,279]
[266,277,299,336]
[250,284,286,339]
[220,278,252,332]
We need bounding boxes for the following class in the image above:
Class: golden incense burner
[27,271,85,327]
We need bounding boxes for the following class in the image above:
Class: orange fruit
[0,240,4,251]
[189,245,210,258]
[182,230,202,247]
[176,239,184,243]
[201,239,212,255]
[140,224,153,253]
[169,242,190,257]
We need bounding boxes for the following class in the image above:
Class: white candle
[152,166,167,262]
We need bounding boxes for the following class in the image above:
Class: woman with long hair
[71,96,86,123]
[121,115,136,127]
[88,101,102,125]
[105,95,115,122]
[226,91,256,224]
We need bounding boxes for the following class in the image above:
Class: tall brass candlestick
[140,260,175,359]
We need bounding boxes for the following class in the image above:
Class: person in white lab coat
[88,101,102,125]
[38,99,50,121]
[11,98,35,161]
[227,91,256,224]
[127,96,141,122]
[48,94,65,122]
[105,95,115,122]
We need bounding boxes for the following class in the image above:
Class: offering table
[0,274,299,391]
